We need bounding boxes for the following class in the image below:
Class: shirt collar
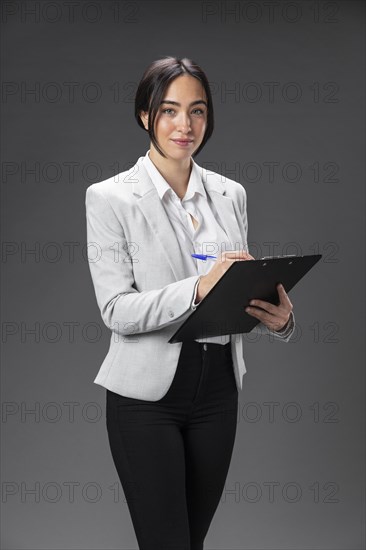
[142,149,207,202]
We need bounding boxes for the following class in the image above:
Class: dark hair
[134,56,214,158]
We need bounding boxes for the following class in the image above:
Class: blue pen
[191,254,217,261]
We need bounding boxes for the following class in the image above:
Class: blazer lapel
[130,156,246,282]
[200,167,247,253]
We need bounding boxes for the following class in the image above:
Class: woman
[85,56,294,550]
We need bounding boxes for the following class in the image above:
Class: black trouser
[106,340,238,550]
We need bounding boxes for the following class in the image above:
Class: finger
[224,249,253,256]
[246,306,289,331]
[222,251,255,261]
[245,307,281,328]
[245,306,265,320]
[248,299,278,315]
[240,250,255,260]
[277,284,293,308]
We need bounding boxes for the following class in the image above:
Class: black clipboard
[168,254,322,343]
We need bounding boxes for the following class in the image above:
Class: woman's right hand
[196,250,255,302]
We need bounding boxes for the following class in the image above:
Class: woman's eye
[161,108,205,116]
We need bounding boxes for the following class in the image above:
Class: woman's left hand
[245,283,293,332]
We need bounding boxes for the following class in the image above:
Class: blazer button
[168,309,174,318]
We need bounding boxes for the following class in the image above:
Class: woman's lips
[171,139,194,147]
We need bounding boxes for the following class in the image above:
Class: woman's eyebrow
[160,100,208,107]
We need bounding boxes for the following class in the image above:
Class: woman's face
[141,74,208,160]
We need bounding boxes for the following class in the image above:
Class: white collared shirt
[142,149,231,345]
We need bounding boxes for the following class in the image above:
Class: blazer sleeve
[85,185,201,336]
[239,184,296,342]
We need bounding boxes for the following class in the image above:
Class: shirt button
[168,309,174,318]
[203,343,207,351]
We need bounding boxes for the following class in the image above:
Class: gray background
[1,0,365,548]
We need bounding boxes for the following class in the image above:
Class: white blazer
[85,154,294,401]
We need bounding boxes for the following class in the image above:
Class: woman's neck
[148,148,192,200]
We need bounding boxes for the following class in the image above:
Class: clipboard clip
[260,254,297,260]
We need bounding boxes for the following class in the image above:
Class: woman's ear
[140,111,149,131]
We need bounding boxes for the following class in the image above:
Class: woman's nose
[175,113,191,132]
